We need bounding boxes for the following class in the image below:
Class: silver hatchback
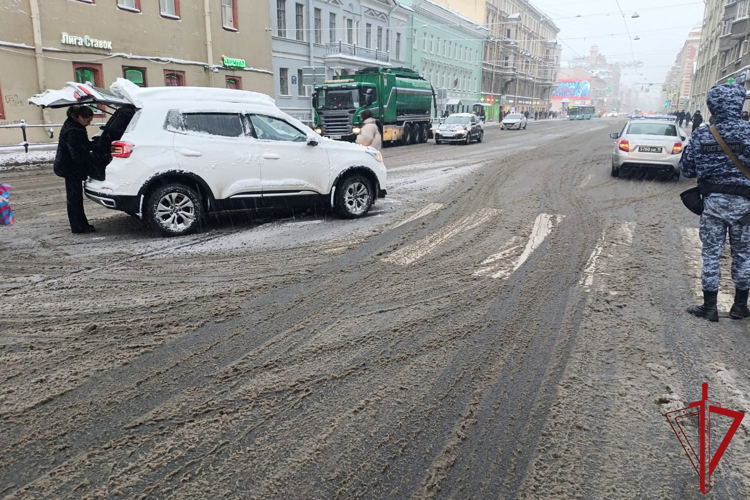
[610,119,688,180]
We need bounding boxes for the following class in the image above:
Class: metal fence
[0,120,105,153]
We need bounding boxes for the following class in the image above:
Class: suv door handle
[262,153,281,160]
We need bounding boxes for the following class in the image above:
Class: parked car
[501,113,527,130]
[609,118,688,180]
[29,79,387,236]
[434,113,483,145]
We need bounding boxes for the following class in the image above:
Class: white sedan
[501,113,528,130]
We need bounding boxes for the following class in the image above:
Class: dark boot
[688,290,719,322]
[730,289,750,320]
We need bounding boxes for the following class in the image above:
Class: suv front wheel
[335,175,374,218]
[146,183,203,237]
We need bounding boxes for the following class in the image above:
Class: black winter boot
[688,290,719,322]
[730,289,750,320]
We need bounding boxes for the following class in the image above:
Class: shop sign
[222,56,246,69]
[61,32,112,50]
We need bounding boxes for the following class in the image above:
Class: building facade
[400,0,487,115]
[714,1,750,112]
[661,28,700,114]
[691,0,725,115]
[563,46,621,116]
[429,0,561,121]
[269,0,410,124]
[0,0,273,146]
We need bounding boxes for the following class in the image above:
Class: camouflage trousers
[700,194,750,291]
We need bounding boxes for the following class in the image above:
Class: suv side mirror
[307,134,319,146]
[610,132,620,139]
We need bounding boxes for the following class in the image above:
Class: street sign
[302,66,326,86]
[607,87,611,93]
[728,77,736,84]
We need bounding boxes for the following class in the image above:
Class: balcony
[325,42,390,65]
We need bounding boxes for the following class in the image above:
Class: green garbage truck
[312,67,436,146]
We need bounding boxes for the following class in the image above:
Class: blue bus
[568,105,596,120]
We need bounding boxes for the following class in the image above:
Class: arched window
[226,77,242,90]
[164,71,185,86]
[123,67,147,87]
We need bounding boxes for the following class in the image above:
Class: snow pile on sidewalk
[0,150,56,168]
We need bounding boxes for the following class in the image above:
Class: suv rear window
[184,113,244,137]
[627,123,677,137]
[166,112,245,138]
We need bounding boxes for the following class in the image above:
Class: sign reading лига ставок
[61,33,113,50]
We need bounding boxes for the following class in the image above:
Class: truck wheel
[418,124,428,143]
[335,175,374,219]
[146,183,203,237]
[402,124,412,145]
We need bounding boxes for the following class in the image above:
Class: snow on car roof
[110,78,277,108]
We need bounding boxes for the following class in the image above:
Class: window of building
[73,62,104,113]
[506,28,511,39]
[413,29,417,50]
[226,76,242,89]
[183,113,244,138]
[314,8,322,44]
[396,33,401,60]
[346,18,353,44]
[222,0,238,30]
[386,29,390,52]
[160,0,179,18]
[437,37,440,55]
[279,68,289,95]
[422,32,427,51]
[117,0,140,12]
[298,69,306,96]
[430,35,434,53]
[164,70,185,86]
[329,13,336,42]
[123,67,147,87]
[366,24,372,48]
[443,40,446,56]
[277,0,286,37]
[248,115,306,142]
[377,26,383,51]
[295,3,304,41]
[356,21,360,45]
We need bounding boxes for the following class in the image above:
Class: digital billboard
[552,79,591,100]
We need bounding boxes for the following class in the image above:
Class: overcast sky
[531,0,706,86]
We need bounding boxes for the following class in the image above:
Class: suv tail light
[111,141,134,158]
[618,140,630,152]
[672,142,683,154]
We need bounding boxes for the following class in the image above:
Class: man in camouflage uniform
[680,84,750,322]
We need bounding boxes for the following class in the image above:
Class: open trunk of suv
[28,82,138,175]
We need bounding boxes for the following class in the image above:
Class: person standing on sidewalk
[691,110,703,132]
[680,84,750,322]
[54,106,96,234]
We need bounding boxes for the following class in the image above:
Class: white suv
[30,79,387,236]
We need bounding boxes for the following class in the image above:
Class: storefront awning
[446,98,463,106]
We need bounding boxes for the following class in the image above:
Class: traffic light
[728,77,736,84]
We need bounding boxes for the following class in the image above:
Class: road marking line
[578,221,634,292]
[382,208,500,266]
[580,174,593,188]
[680,228,734,311]
[391,202,444,229]
[474,213,564,279]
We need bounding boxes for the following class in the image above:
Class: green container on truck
[312,67,436,146]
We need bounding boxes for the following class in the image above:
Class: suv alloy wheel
[146,183,204,237]
[335,175,374,218]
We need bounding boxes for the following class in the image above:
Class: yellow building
[0,0,273,146]
[429,0,561,119]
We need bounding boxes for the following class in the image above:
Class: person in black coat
[54,106,96,233]
[691,110,703,132]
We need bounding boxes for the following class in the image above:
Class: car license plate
[442,133,454,137]
[639,146,662,153]
[330,135,342,140]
